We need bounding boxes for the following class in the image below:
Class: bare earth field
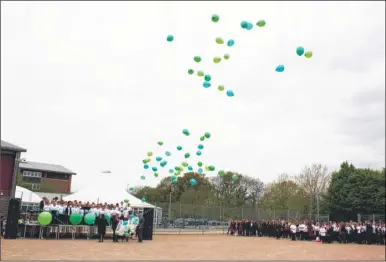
[2,235,385,260]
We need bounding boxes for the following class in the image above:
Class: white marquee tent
[15,186,42,203]
[63,186,155,208]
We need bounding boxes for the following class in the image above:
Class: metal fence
[358,214,385,222]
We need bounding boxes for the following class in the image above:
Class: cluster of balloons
[240,19,266,30]
[296,46,313,58]
[37,212,101,226]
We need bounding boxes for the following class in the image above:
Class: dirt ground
[2,235,385,260]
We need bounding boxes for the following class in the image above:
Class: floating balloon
[154,172,158,177]
[203,81,211,88]
[256,20,266,27]
[152,166,158,172]
[226,90,234,97]
[197,161,203,167]
[227,39,235,47]
[69,214,82,225]
[196,150,202,156]
[200,136,205,141]
[241,21,248,29]
[143,159,150,164]
[198,168,203,174]
[169,168,174,174]
[160,161,167,167]
[215,37,224,44]
[275,65,285,72]
[213,57,221,63]
[208,165,216,171]
[197,144,204,150]
[218,170,225,176]
[183,129,189,134]
[304,51,313,58]
[184,153,190,159]
[194,56,202,62]
[124,199,129,203]
[38,212,52,226]
[188,166,193,171]
[144,164,149,169]
[141,197,146,203]
[188,69,194,75]
[147,152,153,157]
[205,166,210,171]
[177,146,182,151]
[296,47,305,56]
[211,14,219,23]
[197,71,204,77]
[204,132,211,139]
[156,156,162,162]
[218,85,225,91]
[189,178,197,186]
[175,171,181,176]
[182,162,189,167]
[165,151,171,156]
[166,35,174,42]
[157,141,163,146]
[84,213,96,225]
[224,54,230,60]
[246,23,253,30]
[129,186,134,191]
[171,176,178,183]
[175,166,182,172]
[232,174,239,181]
[204,75,212,81]
[141,175,146,180]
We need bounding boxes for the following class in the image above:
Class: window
[46,172,70,180]
[31,184,40,190]
[23,171,42,178]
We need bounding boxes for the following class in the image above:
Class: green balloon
[197,71,204,77]
[69,214,82,225]
[224,54,230,60]
[208,165,216,171]
[38,211,52,226]
[204,132,211,139]
[104,214,111,223]
[304,51,313,58]
[256,19,266,27]
[124,199,129,203]
[174,171,180,176]
[197,161,203,167]
[205,166,210,171]
[141,197,146,203]
[175,166,182,172]
[188,69,194,75]
[211,14,220,23]
[171,176,178,183]
[215,37,224,44]
[129,186,134,191]
[152,166,158,172]
[141,175,146,180]
[182,162,188,167]
[84,213,96,225]
[154,172,158,177]
[218,170,225,176]
[296,47,304,56]
[200,136,205,141]
[194,56,202,63]
[204,75,211,81]
[184,153,190,159]
[143,158,151,164]
[157,141,163,146]
[147,152,153,157]
[232,174,239,181]
[213,57,221,64]
[218,85,225,91]
[177,146,182,151]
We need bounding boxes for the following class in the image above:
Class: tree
[241,176,264,207]
[210,172,247,206]
[295,164,331,217]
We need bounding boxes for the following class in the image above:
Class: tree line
[132,162,385,221]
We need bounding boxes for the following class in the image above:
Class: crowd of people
[227,219,386,245]
[33,197,146,243]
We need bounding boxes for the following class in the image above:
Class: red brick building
[18,161,76,194]
[0,140,27,215]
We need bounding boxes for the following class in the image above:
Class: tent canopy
[63,187,155,208]
[15,186,42,203]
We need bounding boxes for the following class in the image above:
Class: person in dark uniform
[252,220,258,236]
[138,214,145,243]
[111,214,119,243]
[96,214,108,242]
[365,221,373,245]
[339,222,347,244]
[275,221,283,239]
[244,220,250,236]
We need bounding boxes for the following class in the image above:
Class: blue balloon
[165,151,171,156]
[203,81,211,88]
[198,144,204,150]
[123,221,128,226]
[226,90,234,97]
[188,166,193,171]
[196,150,202,156]
[189,178,197,186]
[275,65,285,72]
[144,164,149,169]
[246,23,253,30]
[130,215,135,220]
[156,156,162,162]
[227,39,235,47]
[152,166,158,172]
[169,168,174,174]
[198,168,203,174]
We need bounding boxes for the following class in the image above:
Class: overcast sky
[1,1,385,192]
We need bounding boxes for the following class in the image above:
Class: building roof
[19,161,76,175]
[1,140,27,153]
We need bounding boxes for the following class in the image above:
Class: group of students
[39,197,145,243]
[227,219,386,245]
